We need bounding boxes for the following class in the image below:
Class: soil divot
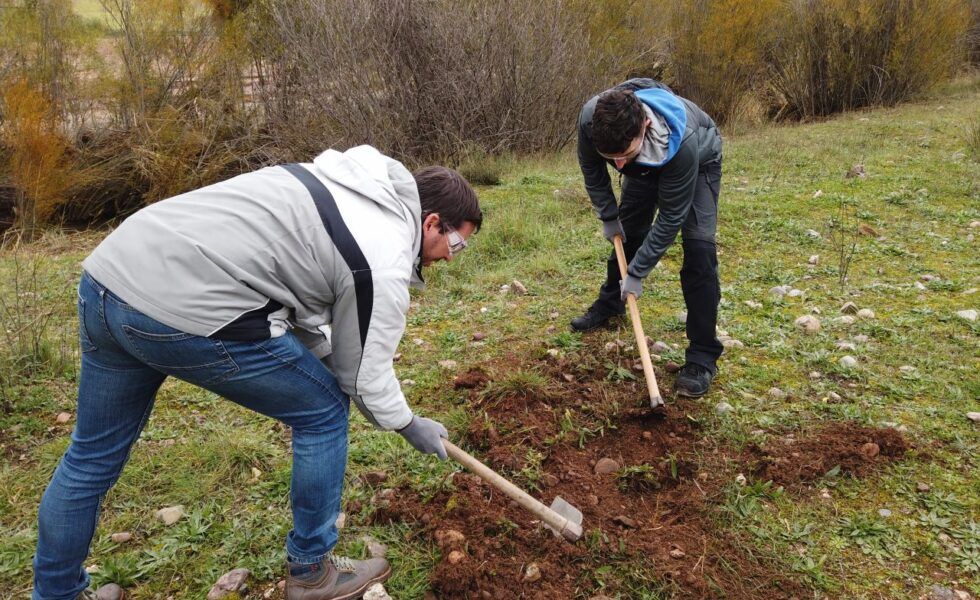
[374,357,808,598]
[744,423,908,489]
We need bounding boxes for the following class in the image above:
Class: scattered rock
[613,515,637,528]
[471,332,486,341]
[835,315,857,325]
[393,353,402,362]
[366,538,388,558]
[400,379,416,387]
[438,359,458,370]
[677,311,687,324]
[335,512,346,530]
[794,315,821,334]
[839,355,858,368]
[155,505,185,525]
[363,583,392,600]
[95,584,124,600]
[856,308,875,319]
[110,532,132,544]
[541,473,559,487]
[651,340,670,353]
[805,229,822,239]
[715,402,734,415]
[852,334,869,343]
[819,489,832,500]
[604,342,618,352]
[827,392,842,402]
[920,274,939,282]
[769,285,790,297]
[594,458,620,475]
[735,473,747,486]
[434,529,466,549]
[915,281,927,291]
[924,585,957,600]
[813,190,823,198]
[642,431,653,440]
[55,412,72,424]
[899,365,916,374]
[836,341,856,351]
[523,563,542,583]
[665,361,682,374]
[586,494,599,506]
[768,387,786,400]
[499,284,510,293]
[546,349,560,358]
[878,508,892,518]
[511,280,527,295]
[744,300,763,309]
[966,412,980,423]
[562,373,575,383]
[413,338,425,346]
[669,548,686,559]
[846,164,866,178]
[809,371,823,380]
[206,568,250,600]
[808,255,819,265]
[840,302,859,314]
[971,221,980,228]
[860,442,880,459]
[362,471,388,486]
[955,309,977,322]
[787,288,804,298]
[722,338,744,348]
[916,482,931,493]
[447,550,466,565]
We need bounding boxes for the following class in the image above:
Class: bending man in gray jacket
[32,145,482,600]
[572,78,723,398]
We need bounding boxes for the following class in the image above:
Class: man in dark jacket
[571,79,723,397]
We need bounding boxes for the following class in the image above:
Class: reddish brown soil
[374,356,907,599]
[743,423,908,490]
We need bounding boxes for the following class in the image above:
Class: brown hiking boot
[286,554,391,600]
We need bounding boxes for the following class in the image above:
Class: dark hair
[414,166,483,232]
[591,89,645,155]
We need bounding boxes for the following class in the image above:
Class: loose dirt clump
[374,356,809,598]
[744,423,908,489]
[452,367,490,389]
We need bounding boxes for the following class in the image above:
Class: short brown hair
[414,166,483,232]
[591,89,645,155]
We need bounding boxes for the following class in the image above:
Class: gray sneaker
[286,553,391,600]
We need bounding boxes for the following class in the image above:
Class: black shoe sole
[674,386,708,398]
[569,313,625,333]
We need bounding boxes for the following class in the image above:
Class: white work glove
[620,274,643,301]
[397,415,448,460]
[602,219,626,243]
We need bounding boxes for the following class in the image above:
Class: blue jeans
[33,272,350,599]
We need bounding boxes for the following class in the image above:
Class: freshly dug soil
[743,423,908,489]
[372,356,879,599]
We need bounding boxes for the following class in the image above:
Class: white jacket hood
[314,145,422,260]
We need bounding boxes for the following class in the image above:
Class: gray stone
[840,302,859,314]
[808,255,819,265]
[677,311,688,324]
[523,563,542,583]
[95,584,125,600]
[794,315,821,334]
[155,505,185,526]
[836,341,856,351]
[768,387,786,400]
[651,340,670,353]
[967,412,980,423]
[857,308,875,319]
[835,315,857,325]
[363,583,392,600]
[805,229,822,239]
[110,532,132,544]
[715,402,734,415]
[722,338,744,348]
[955,309,977,322]
[511,280,528,295]
[839,355,858,368]
[55,412,71,424]
[787,288,804,298]
[207,568,250,600]
[925,585,956,600]
[769,285,790,297]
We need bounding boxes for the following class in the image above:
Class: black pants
[593,160,724,373]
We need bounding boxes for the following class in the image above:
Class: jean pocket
[77,298,98,353]
[122,325,239,385]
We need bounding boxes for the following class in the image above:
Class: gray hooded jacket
[83,145,421,430]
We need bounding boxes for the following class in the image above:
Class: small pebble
[594,458,620,475]
[735,473,747,486]
[669,548,686,559]
[955,309,977,322]
[840,302,858,314]
[768,387,786,400]
[715,402,734,415]
[110,532,132,544]
[55,412,71,424]
[794,315,821,334]
[967,412,980,423]
[808,255,819,265]
[523,563,542,583]
[856,308,875,319]
[839,355,858,368]
[916,482,931,493]
[878,508,892,518]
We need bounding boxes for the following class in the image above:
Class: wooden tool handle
[442,440,583,541]
[613,235,664,407]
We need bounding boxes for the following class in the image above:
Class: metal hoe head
[545,496,584,542]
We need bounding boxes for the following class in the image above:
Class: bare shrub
[251,0,609,165]
[768,0,971,120]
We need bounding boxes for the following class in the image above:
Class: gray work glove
[397,415,448,460]
[620,273,643,301]
[602,219,626,243]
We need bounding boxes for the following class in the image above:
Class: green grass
[2,78,979,598]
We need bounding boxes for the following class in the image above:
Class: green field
[1,78,977,598]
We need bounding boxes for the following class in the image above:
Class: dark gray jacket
[578,78,722,277]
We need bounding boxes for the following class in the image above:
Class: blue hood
[634,88,687,166]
